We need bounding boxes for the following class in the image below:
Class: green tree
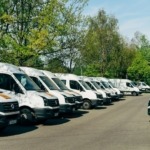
[127,52,150,82]
[0,0,49,65]
[131,32,150,62]
[80,9,135,77]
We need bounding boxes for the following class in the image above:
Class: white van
[20,67,76,114]
[137,82,150,92]
[109,79,140,96]
[41,70,83,109]
[97,77,123,99]
[0,63,59,124]
[95,77,119,100]
[55,73,103,109]
[82,77,112,104]
[89,77,118,100]
[0,92,19,131]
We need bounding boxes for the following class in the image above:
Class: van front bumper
[75,101,83,109]
[119,93,124,98]
[34,107,59,119]
[103,97,112,104]
[91,99,99,107]
[0,115,8,128]
[59,104,76,113]
[97,99,103,106]
[111,94,119,100]
[0,114,19,128]
[148,107,150,115]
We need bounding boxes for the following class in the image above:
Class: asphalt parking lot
[1,94,150,150]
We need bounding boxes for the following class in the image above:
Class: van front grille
[48,99,59,107]
[1,102,19,112]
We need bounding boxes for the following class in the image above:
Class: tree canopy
[0,1,150,84]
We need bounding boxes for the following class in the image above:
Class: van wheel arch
[18,106,36,125]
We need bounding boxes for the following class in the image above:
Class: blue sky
[84,0,150,40]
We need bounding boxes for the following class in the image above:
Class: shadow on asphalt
[104,103,114,106]
[120,98,126,100]
[0,124,38,137]
[58,110,89,119]
[95,106,107,110]
[43,118,70,126]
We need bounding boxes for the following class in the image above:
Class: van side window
[0,73,23,93]
[70,80,83,91]
[126,82,132,87]
[30,76,47,91]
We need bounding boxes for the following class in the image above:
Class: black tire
[145,89,149,92]
[18,108,36,125]
[82,100,91,109]
[132,91,138,96]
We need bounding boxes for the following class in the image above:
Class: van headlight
[106,93,111,97]
[43,97,49,106]
[65,97,69,103]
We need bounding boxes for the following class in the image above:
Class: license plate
[9,120,17,125]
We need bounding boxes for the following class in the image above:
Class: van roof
[0,62,24,74]
[81,76,91,82]
[96,77,108,82]
[55,73,81,81]
[42,70,57,78]
[20,67,45,76]
[109,79,131,82]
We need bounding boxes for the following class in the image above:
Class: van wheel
[19,108,36,125]
[132,91,138,96]
[146,89,149,92]
[82,100,91,109]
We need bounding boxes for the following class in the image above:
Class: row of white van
[0,62,144,131]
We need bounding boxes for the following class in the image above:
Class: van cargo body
[109,79,140,96]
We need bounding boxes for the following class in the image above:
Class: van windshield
[142,82,147,86]
[97,82,105,89]
[131,82,137,86]
[40,76,60,90]
[85,81,96,91]
[52,78,69,90]
[79,80,91,90]
[101,81,110,88]
[14,73,41,91]
[91,81,101,89]
[108,81,116,88]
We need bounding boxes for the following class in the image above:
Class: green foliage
[82,63,100,77]
[44,58,68,73]
[0,0,150,84]
[80,9,136,78]
[127,52,150,82]
[131,32,150,61]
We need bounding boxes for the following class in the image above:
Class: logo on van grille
[11,104,15,109]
